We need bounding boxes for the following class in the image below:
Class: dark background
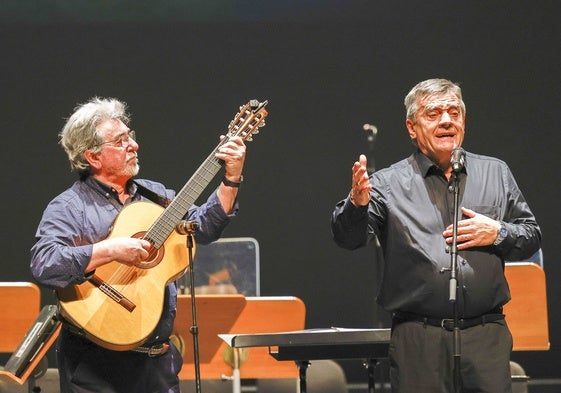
[2,0,560,383]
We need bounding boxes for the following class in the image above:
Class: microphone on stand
[362,123,378,174]
[451,146,466,173]
[363,123,378,143]
[176,220,199,235]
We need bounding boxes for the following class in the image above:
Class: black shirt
[331,150,541,319]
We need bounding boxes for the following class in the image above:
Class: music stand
[177,296,306,393]
[225,296,306,379]
[173,294,247,365]
[0,289,61,393]
[219,327,391,393]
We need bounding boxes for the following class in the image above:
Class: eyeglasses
[98,130,136,149]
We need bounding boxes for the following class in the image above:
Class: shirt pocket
[464,205,499,220]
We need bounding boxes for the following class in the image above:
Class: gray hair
[404,78,466,121]
[59,97,130,175]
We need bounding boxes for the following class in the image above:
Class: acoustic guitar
[56,100,268,351]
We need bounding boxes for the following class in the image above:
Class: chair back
[504,262,549,351]
[0,282,41,353]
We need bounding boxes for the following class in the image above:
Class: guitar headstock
[227,99,268,142]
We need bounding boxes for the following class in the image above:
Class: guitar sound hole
[131,232,163,269]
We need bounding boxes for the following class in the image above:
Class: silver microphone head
[363,123,378,135]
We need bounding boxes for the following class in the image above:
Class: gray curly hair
[59,97,130,175]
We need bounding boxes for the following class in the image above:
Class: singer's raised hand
[350,154,372,206]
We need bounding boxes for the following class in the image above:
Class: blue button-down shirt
[332,150,541,319]
[31,176,237,344]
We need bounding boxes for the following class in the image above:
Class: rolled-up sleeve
[31,193,95,289]
[188,188,238,245]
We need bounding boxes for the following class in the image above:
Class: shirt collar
[413,150,440,178]
[83,176,138,202]
[413,150,467,178]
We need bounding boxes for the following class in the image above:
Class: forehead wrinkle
[421,95,461,112]
[99,119,128,138]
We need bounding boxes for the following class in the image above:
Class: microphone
[175,220,199,235]
[451,147,466,172]
[363,123,378,143]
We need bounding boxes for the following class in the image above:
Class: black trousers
[57,328,183,393]
[389,318,513,393]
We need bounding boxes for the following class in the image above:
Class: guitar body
[57,201,192,351]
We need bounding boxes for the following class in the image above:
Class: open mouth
[436,132,455,139]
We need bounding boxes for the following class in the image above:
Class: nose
[127,138,139,151]
[439,111,452,124]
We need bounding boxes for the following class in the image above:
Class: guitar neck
[140,99,268,249]
[144,140,227,248]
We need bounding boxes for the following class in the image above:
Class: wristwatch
[493,222,508,245]
[222,175,243,188]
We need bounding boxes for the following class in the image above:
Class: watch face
[500,227,508,237]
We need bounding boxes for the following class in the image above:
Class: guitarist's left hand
[216,135,246,214]
[216,135,246,181]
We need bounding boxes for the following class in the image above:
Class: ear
[405,118,417,141]
[84,150,102,172]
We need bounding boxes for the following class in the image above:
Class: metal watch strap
[493,222,507,245]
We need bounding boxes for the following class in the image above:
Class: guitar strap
[133,180,172,208]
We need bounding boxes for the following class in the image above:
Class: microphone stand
[178,221,202,393]
[449,170,462,393]
[362,123,390,390]
[362,124,389,327]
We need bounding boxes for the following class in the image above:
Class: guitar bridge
[89,274,136,312]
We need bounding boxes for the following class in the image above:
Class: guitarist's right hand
[87,237,152,272]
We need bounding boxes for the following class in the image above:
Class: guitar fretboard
[144,140,227,248]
